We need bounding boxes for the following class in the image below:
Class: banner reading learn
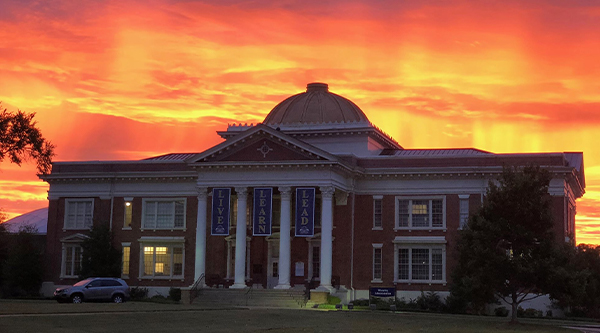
[295,188,315,237]
[211,188,231,236]
[253,188,273,236]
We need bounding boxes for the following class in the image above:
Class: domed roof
[263,83,371,126]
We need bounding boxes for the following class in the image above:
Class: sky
[0,0,599,244]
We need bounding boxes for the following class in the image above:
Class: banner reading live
[295,188,315,237]
[253,188,273,236]
[211,188,231,236]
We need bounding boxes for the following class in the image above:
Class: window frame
[373,195,383,230]
[372,243,383,283]
[459,195,470,229]
[138,237,185,280]
[121,242,131,278]
[393,237,446,284]
[123,197,133,230]
[141,198,187,231]
[63,198,94,230]
[61,244,83,278]
[394,196,446,230]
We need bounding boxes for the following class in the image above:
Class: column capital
[319,186,335,199]
[235,187,248,200]
[278,186,292,200]
[196,186,208,200]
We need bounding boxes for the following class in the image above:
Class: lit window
[124,201,132,228]
[64,199,93,230]
[396,197,445,229]
[122,245,130,276]
[141,244,184,278]
[142,199,186,230]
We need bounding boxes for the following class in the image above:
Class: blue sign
[295,188,315,237]
[211,188,231,236]
[253,188,273,236]
[370,287,396,298]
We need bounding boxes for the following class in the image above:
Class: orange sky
[0,0,599,244]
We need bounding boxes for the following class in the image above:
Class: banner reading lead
[253,188,273,236]
[211,188,231,236]
[295,188,315,237]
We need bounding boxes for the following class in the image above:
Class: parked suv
[54,277,130,303]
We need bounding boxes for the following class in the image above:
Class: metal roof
[381,148,492,157]
[143,153,198,161]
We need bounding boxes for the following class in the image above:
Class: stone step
[192,288,308,308]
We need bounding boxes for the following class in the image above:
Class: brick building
[40,83,585,301]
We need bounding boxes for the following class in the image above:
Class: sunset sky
[0,0,599,244]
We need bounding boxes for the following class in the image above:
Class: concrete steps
[192,288,308,308]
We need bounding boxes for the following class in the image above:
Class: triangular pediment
[60,233,90,243]
[187,124,344,164]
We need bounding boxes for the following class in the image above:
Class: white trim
[373,197,383,229]
[141,198,187,231]
[123,199,133,229]
[393,242,446,284]
[138,236,185,243]
[60,243,83,279]
[458,194,470,199]
[372,195,383,200]
[372,245,383,282]
[393,236,446,244]
[394,196,446,231]
[63,198,94,230]
[138,242,185,280]
[372,243,383,248]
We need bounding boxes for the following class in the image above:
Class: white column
[275,186,292,289]
[194,186,208,286]
[318,186,335,291]
[231,187,248,289]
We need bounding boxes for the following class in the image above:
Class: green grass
[0,299,594,333]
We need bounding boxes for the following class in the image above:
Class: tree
[0,103,55,174]
[79,225,121,279]
[449,165,559,323]
[1,225,44,297]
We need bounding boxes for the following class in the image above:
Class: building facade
[41,83,585,300]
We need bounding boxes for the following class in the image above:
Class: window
[395,197,445,229]
[64,199,93,229]
[459,195,470,229]
[142,199,186,230]
[373,244,383,282]
[63,245,82,277]
[124,199,133,229]
[373,196,383,229]
[122,244,130,277]
[308,243,320,280]
[394,237,446,283]
[140,243,184,278]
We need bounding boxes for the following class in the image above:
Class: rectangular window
[373,198,383,229]
[63,245,82,277]
[124,201,133,228]
[459,198,469,229]
[373,245,383,281]
[122,246,130,276]
[396,245,445,282]
[395,197,445,229]
[312,245,320,280]
[64,199,93,229]
[142,199,186,230]
[141,244,184,278]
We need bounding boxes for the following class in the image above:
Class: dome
[263,83,371,126]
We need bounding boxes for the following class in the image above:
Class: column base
[229,283,248,289]
[315,285,335,293]
[274,283,291,290]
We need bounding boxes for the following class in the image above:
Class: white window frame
[393,236,446,284]
[373,195,383,230]
[122,242,131,278]
[307,238,321,281]
[372,243,383,283]
[61,244,83,278]
[63,199,94,230]
[141,198,187,231]
[459,195,470,229]
[138,237,185,280]
[394,196,446,230]
[123,197,133,230]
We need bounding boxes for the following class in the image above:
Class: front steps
[192,288,308,308]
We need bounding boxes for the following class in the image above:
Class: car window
[74,278,93,287]
[101,280,122,287]
[88,280,102,288]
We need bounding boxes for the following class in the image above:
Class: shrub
[352,299,369,306]
[326,295,341,305]
[130,287,149,300]
[169,288,181,302]
[494,307,509,317]
[415,291,445,312]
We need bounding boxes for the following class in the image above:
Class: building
[40,83,585,302]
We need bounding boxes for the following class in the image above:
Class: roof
[2,207,48,234]
[144,153,198,161]
[380,148,492,156]
[263,83,371,126]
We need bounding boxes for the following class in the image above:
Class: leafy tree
[0,216,8,296]
[0,103,55,174]
[449,165,560,323]
[79,225,121,279]
[1,225,44,297]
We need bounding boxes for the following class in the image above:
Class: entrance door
[267,240,279,288]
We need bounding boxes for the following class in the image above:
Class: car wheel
[112,294,124,303]
[71,294,83,304]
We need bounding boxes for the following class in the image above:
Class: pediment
[188,124,342,164]
[60,233,90,243]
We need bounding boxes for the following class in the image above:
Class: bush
[130,287,149,300]
[494,307,509,317]
[517,307,543,318]
[169,288,181,302]
[352,299,369,306]
[326,295,341,305]
[415,291,445,312]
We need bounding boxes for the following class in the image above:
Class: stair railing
[189,273,205,304]
[244,283,254,306]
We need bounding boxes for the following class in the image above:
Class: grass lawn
[0,299,592,333]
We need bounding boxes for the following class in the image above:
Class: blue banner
[253,188,273,236]
[211,188,231,236]
[370,287,396,298]
[295,188,315,237]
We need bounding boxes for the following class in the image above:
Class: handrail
[189,273,205,304]
[244,283,254,306]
